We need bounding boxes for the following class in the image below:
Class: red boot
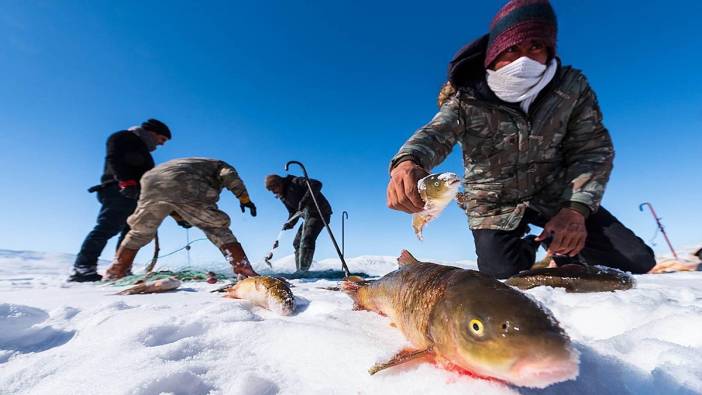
[104,246,139,280]
[221,242,259,279]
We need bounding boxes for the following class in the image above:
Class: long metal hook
[639,201,678,260]
[342,211,349,258]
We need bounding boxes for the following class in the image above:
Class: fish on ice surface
[412,172,461,240]
[506,264,634,293]
[343,250,579,388]
[117,277,181,295]
[225,276,296,316]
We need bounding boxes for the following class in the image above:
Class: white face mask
[486,56,557,112]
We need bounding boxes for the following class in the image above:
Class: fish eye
[469,319,484,337]
[433,181,440,187]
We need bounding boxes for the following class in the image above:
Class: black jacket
[279,175,332,219]
[100,130,155,183]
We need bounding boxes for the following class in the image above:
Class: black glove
[176,220,192,229]
[119,185,140,200]
[282,212,302,230]
[240,201,257,217]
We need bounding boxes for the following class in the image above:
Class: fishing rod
[264,211,304,267]
[639,202,678,260]
[285,160,351,277]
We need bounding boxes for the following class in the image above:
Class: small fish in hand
[412,172,461,240]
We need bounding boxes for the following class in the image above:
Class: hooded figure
[386,0,655,278]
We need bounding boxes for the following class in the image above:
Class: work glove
[118,180,140,200]
[238,194,257,217]
[176,220,192,229]
[282,212,303,230]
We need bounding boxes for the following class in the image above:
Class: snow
[1,249,701,394]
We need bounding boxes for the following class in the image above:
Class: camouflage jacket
[140,157,249,205]
[391,49,613,231]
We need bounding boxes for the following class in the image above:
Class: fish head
[430,272,579,388]
[418,173,461,203]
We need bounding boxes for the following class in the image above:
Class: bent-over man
[265,174,332,272]
[103,157,258,280]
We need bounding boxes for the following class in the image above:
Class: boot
[67,269,102,282]
[298,247,315,272]
[103,246,139,281]
[221,242,259,279]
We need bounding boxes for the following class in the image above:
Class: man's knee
[121,230,155,249]
[473,229,534,279]
[91,218,127,238]
[619,244,656,274]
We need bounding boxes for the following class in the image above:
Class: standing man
[386,0,655,278]
[265,174,332,272]
[68,119,171,282]
[103,157,259,280]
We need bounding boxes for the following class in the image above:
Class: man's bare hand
[387,161,429,213]
[536,208,587,257]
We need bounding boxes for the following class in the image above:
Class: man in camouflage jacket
[387,0,655,278]
[103,157,259,280]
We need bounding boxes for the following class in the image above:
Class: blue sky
[1,0,700,268]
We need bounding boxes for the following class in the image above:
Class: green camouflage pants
[122,201,237,249]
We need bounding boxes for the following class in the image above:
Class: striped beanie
[485,0,557,68]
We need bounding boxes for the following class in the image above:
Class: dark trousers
[73,185,137,272]
[472,207,656,279]
[293,215,328,251]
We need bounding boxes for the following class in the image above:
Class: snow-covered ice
[1,249,701,395]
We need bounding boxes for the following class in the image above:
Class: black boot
[67,268,103,282]
[299,247,315,272]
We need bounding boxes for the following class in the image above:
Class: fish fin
[369,348,434,375]
[117,284,147,295]
[224,285,241,299]
[398,250,420,266]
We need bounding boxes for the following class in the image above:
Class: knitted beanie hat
[485,0,557,68]
[141,118,172,139]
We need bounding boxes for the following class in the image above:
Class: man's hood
[447,34,489,89]
[445,34,562,108]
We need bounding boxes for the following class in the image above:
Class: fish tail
[411,214,425,241]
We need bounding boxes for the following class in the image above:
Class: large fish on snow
[412,172,461,240]
[343,250,579,388]
[225,276,296,316]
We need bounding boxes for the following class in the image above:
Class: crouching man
[103,157,259,280]
[386,0,655,278]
